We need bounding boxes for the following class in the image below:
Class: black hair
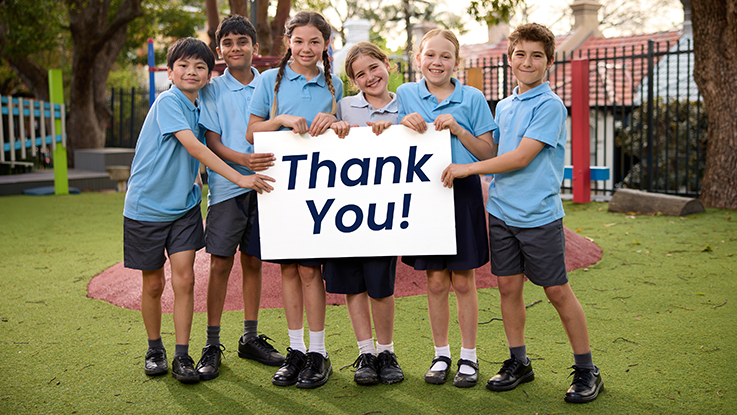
[216,14,257,46]
[166,37,215,74]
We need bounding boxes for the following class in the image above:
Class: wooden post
[571,59,590,203]
[49,69,69,195]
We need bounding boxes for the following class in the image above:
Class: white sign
[254,124,456,260]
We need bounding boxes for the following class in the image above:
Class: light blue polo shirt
[199,67,260,206]
[336,91,399,126]
[486,82,567,228]
[396,78,497,164]
[249,64,343,128]
[124,86,204,222]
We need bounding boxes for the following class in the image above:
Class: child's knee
[543,284,569,305]
[142,276,166,297]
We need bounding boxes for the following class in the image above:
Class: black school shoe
[238,334,286,366]
[377,351,404,385]
[424,356,452,384]
[144,347,168,376]
[352,353,379,385]
[272,348,307,386]
[296,352,332,389]
[171,354,200,384]
[453,359,479,388]
[486,357,534,391]
[195,343,225,381]
[564,366,604,403]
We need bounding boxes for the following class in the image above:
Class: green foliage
[616,98,708,193]
[0,0,67,58]
[122,0,206,67]
[106,65,147,90]
[467,0,525,25]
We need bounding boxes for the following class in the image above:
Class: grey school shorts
[205,191,258,257]
[488,214,568,287]
[124,205,206,271]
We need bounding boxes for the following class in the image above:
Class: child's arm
[174,129,274,193]
[441,137,545,188]
[434,114,495,161]
[205,130,275,172]
[246,113,309,144]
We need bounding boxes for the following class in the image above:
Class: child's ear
[167,67,173,80]
[546,55,555,71]
[216,46,222,59]
[253,43,260,56]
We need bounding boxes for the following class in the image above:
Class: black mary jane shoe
[424,356,452,385]
[453,359,479,388]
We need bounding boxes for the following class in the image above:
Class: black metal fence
[105,87,151,148]
[396,37,706,198]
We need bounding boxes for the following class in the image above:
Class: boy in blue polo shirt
[124,37,274,384]
[194,15,285,381]
[441,23,603,403]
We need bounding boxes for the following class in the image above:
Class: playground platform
[0,168,116,195]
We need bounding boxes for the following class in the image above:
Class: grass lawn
[0,192,735,414]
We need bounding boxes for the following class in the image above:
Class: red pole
[571,59,590,203]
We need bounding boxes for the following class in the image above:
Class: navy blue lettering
[374,156,401,184]
[336,204,363,233]
[282,154,308,190]
[406,146,432,183]
[368,203,395,230]
[306,199,335,234]
[309,152,336,189]
[340,158,370,187]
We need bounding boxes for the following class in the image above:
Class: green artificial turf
[0,192,735,414]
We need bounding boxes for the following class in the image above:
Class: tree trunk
[66,0,143,151]
[691,0,737,209]
[255,0,291,57]
[205,0,220,56]
[229,0,248,18]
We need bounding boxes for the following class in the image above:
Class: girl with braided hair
[247,11,343,389]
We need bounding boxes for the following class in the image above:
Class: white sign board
[254,125,456,260]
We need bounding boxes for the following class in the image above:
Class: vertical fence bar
[0,96,5,164]
[130,87,136,147]
[645,40,655,192]
[29,99,36,157]
[8,97,15,166]
[18,97,26,160]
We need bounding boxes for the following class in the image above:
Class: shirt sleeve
[468,89,498,137]
[198,83,221,135]
[396,85,409,121]
[248,72,273,120]
[157,95,191,136]
[523,97,566,147]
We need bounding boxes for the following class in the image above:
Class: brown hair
[344,41,391,81]
[415,28,460,63]
[272,11,336,117]
[507,23,556,63]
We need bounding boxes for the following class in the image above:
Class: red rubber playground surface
[88,229,601,313]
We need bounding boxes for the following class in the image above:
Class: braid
[271,49,292,119]
[322,51,337,115]
[274,49,292,96]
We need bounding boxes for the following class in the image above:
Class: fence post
[49,69,69,195]
[148,38,156,108]
[646,39,654,192]
[571,59,590,203]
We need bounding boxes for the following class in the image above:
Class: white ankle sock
[377,342,394,354]
[459,347,477,375]
[431,345,451,371]
[288,328,306,354]
[357,338,376,355]
[308,330,327,357]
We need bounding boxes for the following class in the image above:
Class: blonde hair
[344,42,391,81]
[415,28,460,63]
[272,11,336,118]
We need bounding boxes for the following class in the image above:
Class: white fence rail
[1,96,66,168]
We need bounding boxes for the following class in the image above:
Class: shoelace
[499,358,520,373]
[568,365,595,386]
[377,352,398,369]
[352,354,375,369]
[201,344,225,364]
[147,348,166,359]
[253,334,277,352]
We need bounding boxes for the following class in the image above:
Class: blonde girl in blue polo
[246,11,343,389]
[397,28,497,388]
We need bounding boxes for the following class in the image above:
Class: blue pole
[148,38,155,108]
